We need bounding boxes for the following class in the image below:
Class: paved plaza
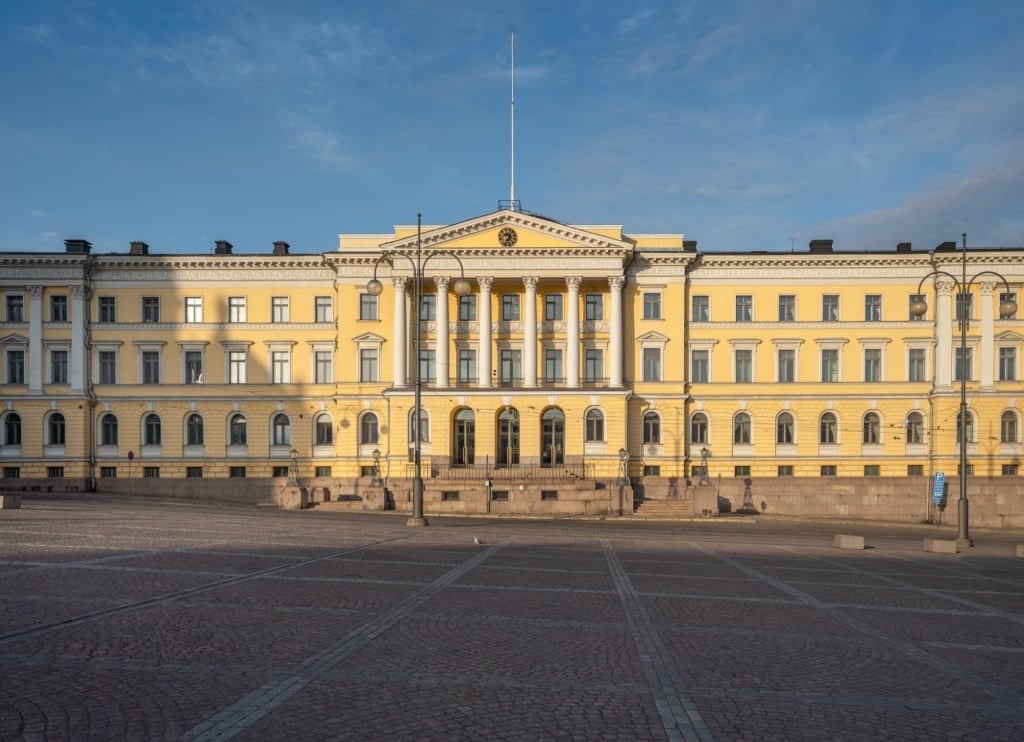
[2,495,1023,741]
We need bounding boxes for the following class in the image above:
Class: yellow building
[1,214,1022,521]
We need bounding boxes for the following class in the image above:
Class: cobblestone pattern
[1,497,1023,741]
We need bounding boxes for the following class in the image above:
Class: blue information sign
[932,472,945,505]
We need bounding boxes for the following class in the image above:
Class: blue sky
[2,0,1023,254]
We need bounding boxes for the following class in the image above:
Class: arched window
[144,413,161,445]
[690,413,708,445]
[3,413,22,446]
[906,412,924,444]
[863,412,880,444]
[408,408,428,443]
[733,412,751,444]
[1002,410,1019,444]
[361,412,379,445]
[776,412,794,444]
[956,410,974,444]
[642,411,660,444]
[100,413,118,445]
[186,413,204,446]
[820,412,837,444]
[229,413,247,445]
[315,414,333,445]
[585,409,605,442]
[272,413,291,446]
[48,413,66,445]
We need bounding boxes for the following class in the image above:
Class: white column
[523,276,538,387]
[980,282,996,389]
[477,277,492,387]
[28,286,43,394]
[566,276,581,388]
[70,285,86,393]
[609,276,625,387]
[392,277,408,387]
[935,280,953,389]
[434,276,450,388]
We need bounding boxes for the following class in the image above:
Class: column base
[406,517,429,527]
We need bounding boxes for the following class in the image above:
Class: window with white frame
[733,412,751,444]
[361,412,379,444]
[314,348,334,384]
[864,348,882,382]
[864,295,882,321]
[691,349,709,383]
[585,408,604,442]
[906,412,924,444]
[48,412,66,445]
[643,292,662,320]
[776,412,794,444]
[271,350,290,384]
[315,414,333,445]
[908,347,927,382]
[1001,410,1019,443]
[4,342,26,385]
[360,293,378,320]
[98,296,116,322]
[731,340,759,383]
[3,412,22,446]
[690,412,708,445]
[642,348,661,382]
[227,348,248,384]
[778,295,795,321]
[862,412,881,444]
[642,411,660,444]
[49,295,68,322]
[822,294,839,321]
[735,295,752,322]
[691,295,709,321]
[998,345,1017,381]
[360,348,378,382]
[183,347,204,384]
[144,413,161,445]
[639,333,668,383]
[185,297,203,323]
[272,413,291,445]
[457,348,476,383]
[228,297,247,323]
[5,294,24,322]
[100,413,118,446]
[585,293,603,321]
[315,296,332,323]
[49,348,69,384]
[142,296,160,322]
[98,349,117,384]
[271,296,290,323]
[186,413,204,446]
[778,349,796,382]
[141,349,160,384]
[820,412,838,444]
[229,413,247,445]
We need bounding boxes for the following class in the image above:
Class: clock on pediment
[498,227,518,247]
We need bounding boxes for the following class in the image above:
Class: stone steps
[633,498,694,518]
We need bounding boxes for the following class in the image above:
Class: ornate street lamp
[371,448,381,486]
[909,233,1016,543]
[366,214,471,527]
[618,447,629,485]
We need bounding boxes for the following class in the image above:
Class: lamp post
[909,233,1016,544]
[700,446,710,486]
[371,448,381,486]
[366,214,471,527]
[289,448,299,486]
[618,447,629,485]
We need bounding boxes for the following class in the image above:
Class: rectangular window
[271,351,290,384]
[228,297,247,323]
[442,491,460,502]
[185,351,203,384]
[544,349,563,383]
[419,294,437,321]
[272,466,289,478]
[864,295,882,321]
[186,467,203,478]
[143,467,160,478]
[733,466,751,477]
[908,465,924,476]
[691,349,709,383]
[544,294,563,321]
[228,350,247,384]
[999,347,1016,381]
[778,295,795,322]
[491,490,509,502]
[864,465,880,477]
[6,295,24,322]
[6,350,25,384]
[909,294,926,321]
[821,349,839,382]
[821,465,837,476]
[98,296,116,322]
[864,349,881,382]
[230,467,246,478]
[100,467,117,478]
[955,347,972,382]
[47,466,64,478]
[644,465,661,477]
[4,467,20,479]
[360,349,378,382]
[458,295,477,321]
[99,350,117,384]
[735,295,752,321]
[735,349,752,382]
[778,349,795,382]
[822,295,839,321]
[778,465,794,477]
[142,296,160,323]
[499,349,521,387]
[142,350,160,384]
[315,350,333,384]
[909,348,927,382]
[955,292,972,322]
[315,296,332,323]
[185,297,203,323]
[585,294,603,320]
[584,349,604,382]
[501,294,520,321]
[1003,464,1019,476]
[360,294,378,320]
[643,292,662,320]
[49,296,68,322]
[50,350,69,384]
[419,349,436,384]
[458,349,476,383]
[643,348,662,382]
[541,491,558,501]
[692,295,709,321]
[271,296,289,323]
[315,466,332,477]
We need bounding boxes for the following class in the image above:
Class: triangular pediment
[383,210,634,254]
[0,333,28,345]
[352,332,386,344]
[636,331,671,344]
[996,331,1024,342]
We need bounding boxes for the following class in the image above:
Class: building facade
[1,211,1022,519]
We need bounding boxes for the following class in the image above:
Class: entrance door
[541,408,565,467]
[497,408,520,467]
[453,409,475,466]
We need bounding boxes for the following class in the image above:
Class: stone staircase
[632,498,694,519]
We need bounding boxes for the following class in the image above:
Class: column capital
[477,276,493,291]
[71,285,86,298]
[392,276,408,291]
[936,280,955,296]
[434,276,450,291]
[522,276,539,291]
[565,276,582,291]
[979,281,997,295]
[29,285,43,299]
[608,276,625,291]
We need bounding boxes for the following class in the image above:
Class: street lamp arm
[913,269,961,295]
[910,270,1017,318]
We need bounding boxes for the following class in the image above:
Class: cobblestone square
[2,495,1023,741]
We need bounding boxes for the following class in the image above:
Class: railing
[410,463,593,481]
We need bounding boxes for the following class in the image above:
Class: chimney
[808,239,833,254]
[683,240,698,252]
[936,241,957,251]
[273,241,290,256]
[129,241,149,256]
[896,242,912,253]
[214,240,233,255]
[64,239,92,254]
